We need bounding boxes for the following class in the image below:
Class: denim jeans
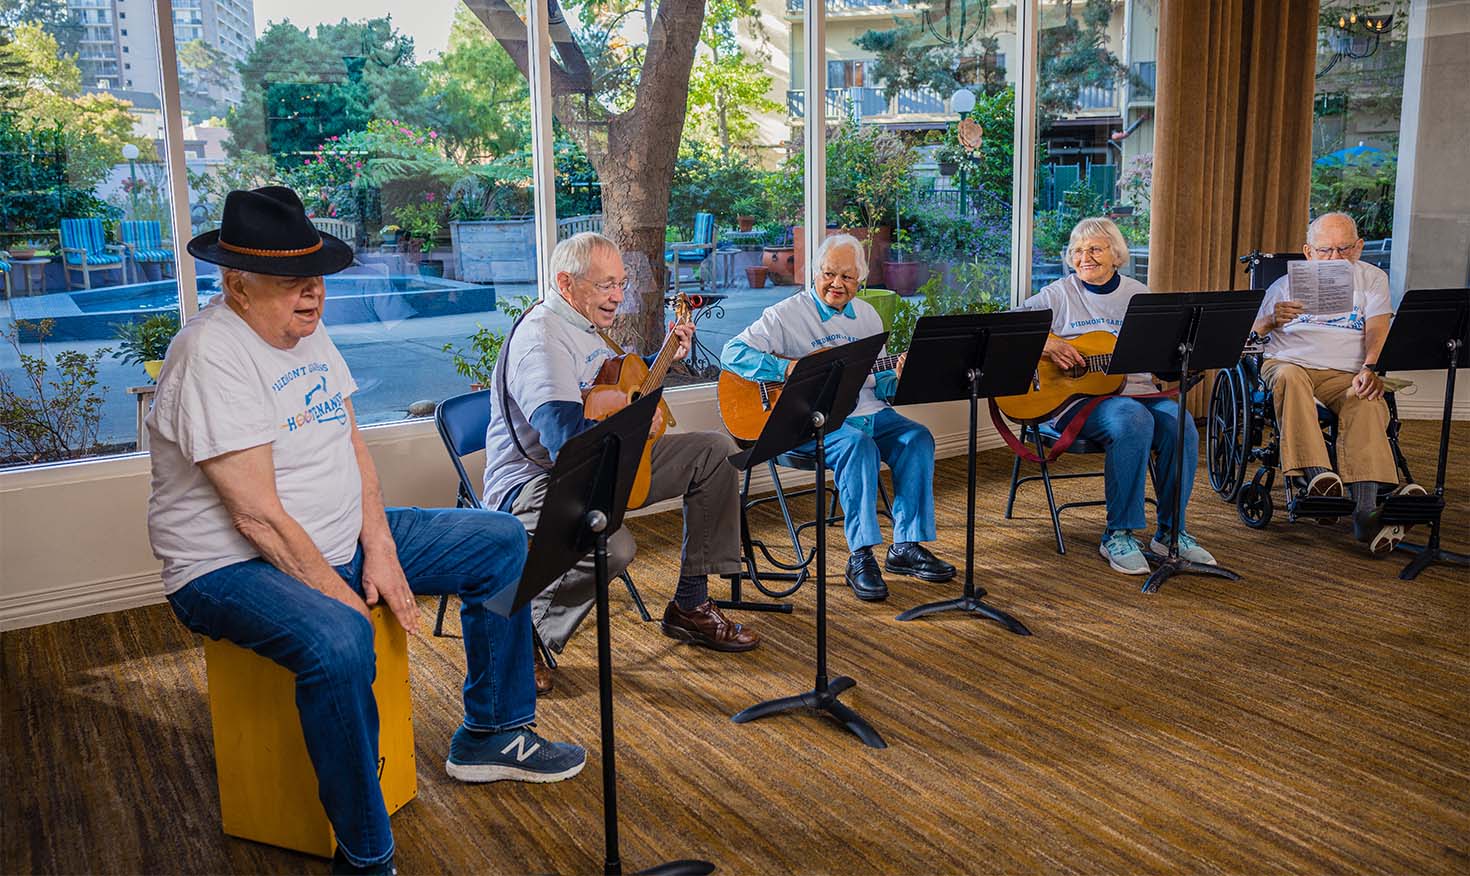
[167,506,534,867]
[792,407,937,552]
[1059,395,1198,538]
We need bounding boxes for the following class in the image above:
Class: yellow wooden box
[203,606,416,858]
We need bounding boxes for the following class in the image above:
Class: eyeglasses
[1073,246,1110,259]
[819,270,859,285]
[1311,243,1360,258]
[588,278,628,294]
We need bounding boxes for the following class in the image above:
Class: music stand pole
[894,368,1031,634]
[1396,335,1469,580]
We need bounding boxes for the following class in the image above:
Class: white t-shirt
[146,301,363,594]
[1020,273,1157,397]
[482,293,615,511]
[730,289,890,418]
[1257,259,1392,373]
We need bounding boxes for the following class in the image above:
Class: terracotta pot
[793,225,891,287]
[762,246,796,285]
[744,265,768,288]
[737,215,755,232]
[883,260,923,297]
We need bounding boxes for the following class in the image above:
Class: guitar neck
[1082,352,1112,373]
[638,313,694,396]
[757,352,902,392]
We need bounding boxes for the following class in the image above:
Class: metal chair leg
[1033,429,1067,555]
[621,571,652,622]
[1005,448,1023,519]
[433,594,451,637]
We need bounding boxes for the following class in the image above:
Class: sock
[1350,481,1379,516]
[674,575,707,610]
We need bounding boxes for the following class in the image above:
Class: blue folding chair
[120,220,175,278]
[431,390,652,639]
[60,218,128,290]
[665,211,716,293]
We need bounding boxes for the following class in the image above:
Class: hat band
[218,239,324,258]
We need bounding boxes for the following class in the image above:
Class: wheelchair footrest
[1286,495,1354,520]
[1379,494,1444,526]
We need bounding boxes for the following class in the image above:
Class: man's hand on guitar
[668,322,695,360]
[1043,337,1086,370]
[895,351,907,378]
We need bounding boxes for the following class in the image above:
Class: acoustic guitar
[581,293,694,509]
[717,351,902,443]
[992,330,1125,423]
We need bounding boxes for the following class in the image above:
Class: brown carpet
[4,421,1468,874]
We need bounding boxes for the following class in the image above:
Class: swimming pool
[8,274,499,341]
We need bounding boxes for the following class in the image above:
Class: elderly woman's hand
[1043,336,1087,371]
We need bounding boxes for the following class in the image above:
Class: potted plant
[883,229,923,297]
[732,196,760,232]
[397,197,446,277]
[440,297,531,389]
[112,312,180,381]
[936,143,961,178]
[744,264,768,288]
[379,224,401,246]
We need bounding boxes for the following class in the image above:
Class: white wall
[0,384,993,631]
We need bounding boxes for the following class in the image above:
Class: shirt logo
[284,374,347,431]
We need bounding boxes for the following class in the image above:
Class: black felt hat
[187,186,354,277]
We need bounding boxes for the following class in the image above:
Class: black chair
[736,449,893,598]
[1005,422,1157,555]
[431,390,652,641]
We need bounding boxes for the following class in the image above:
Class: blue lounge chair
[60,218,128,290]
[120,221,175,278]
[1,252,10,298]
[665,211,716,293]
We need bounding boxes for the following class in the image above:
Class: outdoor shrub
[440,296,534,388]
[1,320,110,466]
[111,313,181,367]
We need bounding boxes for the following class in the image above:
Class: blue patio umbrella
[1314,144,1386,167]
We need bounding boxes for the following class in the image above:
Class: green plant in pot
[440,297,532,389]
[397,197,446,277]
[883,228,923,297]
[379,224,401,246]
[732,196,761,232]
[112,312,180,381]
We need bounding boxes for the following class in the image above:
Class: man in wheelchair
[1250,212,1423,553]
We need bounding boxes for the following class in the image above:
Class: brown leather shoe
[533,646,553,695]
[660,600,760,652]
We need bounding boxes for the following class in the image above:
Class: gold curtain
[1149,0,1320,413]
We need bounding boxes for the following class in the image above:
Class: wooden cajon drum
[203,606,416,858]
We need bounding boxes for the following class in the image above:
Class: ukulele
[992,330,1126,423]
[717,350,903,443]
[581,293,694,509]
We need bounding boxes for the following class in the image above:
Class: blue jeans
[167,507,534,867]
[793,407,937,552]
[1059,395,1197,538]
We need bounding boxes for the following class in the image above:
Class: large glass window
[176,1,533,424]
[1311,1,1406,270]
[1,10,182,467]
[826,0,1019,352]
[1029,0,1152,295]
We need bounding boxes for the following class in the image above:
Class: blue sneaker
[446,724,586,784]
[1099,530,1149,575]
[1150,531,1217,566]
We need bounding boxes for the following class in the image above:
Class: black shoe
[331,847,396,876]
[845,550,888,601]
[883,542,957,583]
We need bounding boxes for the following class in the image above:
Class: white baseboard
[0,571,165,631]
[1392,397,1470,421]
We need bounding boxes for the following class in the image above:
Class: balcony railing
[787,0,922,12]
[1074,83,1118,111]
[787,86,950,120]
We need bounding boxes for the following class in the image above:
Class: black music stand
[890,312,1051,632]
[497,391,713,876]
[1376,288,1470,580]
[728,334,889,749]
[1108,290,1265,594]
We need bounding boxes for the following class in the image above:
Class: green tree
[0,0,82,59]
[421,7,531,163]
[685,0,778,154]
[176,39,235,120]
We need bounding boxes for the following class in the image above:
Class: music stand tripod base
[1139,551,1240,595]
[731,674,885,749]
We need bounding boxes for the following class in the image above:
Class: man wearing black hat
[146,187,583,875]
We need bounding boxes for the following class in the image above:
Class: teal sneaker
[1150,531,1217,566]
[446,724,586,784]
[1100,530,1149,575]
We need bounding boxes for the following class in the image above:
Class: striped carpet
[4,421,1467,874]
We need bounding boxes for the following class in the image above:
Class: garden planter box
[450,219,537,284]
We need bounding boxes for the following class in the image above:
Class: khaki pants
[509,430,743,652]
[1261,359,1397,484]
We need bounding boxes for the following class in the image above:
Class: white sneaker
[1100,531,1150,575]
[1150,532,1218,566]
[1304,470,1345,498]
[1368,524,1406,556]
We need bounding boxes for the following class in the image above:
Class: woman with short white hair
[1018,216,1217,575]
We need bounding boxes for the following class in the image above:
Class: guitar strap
[498,300,552,471]
[988,386,1179,465]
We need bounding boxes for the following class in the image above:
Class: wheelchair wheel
[1207,369,1250,502]
[1237,468,1274,529]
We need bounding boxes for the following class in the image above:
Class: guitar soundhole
[1064,364,1087,379]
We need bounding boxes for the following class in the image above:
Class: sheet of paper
[1286,259,1354,313]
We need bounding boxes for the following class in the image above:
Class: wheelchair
[1205,251,1416,529]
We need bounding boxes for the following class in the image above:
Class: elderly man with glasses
[1251,211,1420,554]
[483,232,759,694]
[720,233,955,603]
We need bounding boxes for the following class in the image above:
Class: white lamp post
[121,143,141,217]
[950,88,976,213]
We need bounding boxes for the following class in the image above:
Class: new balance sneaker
[446,724,586,784]
[1150,531,1218,566]
[330,848,396,876]
[1099,530,1149,575]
